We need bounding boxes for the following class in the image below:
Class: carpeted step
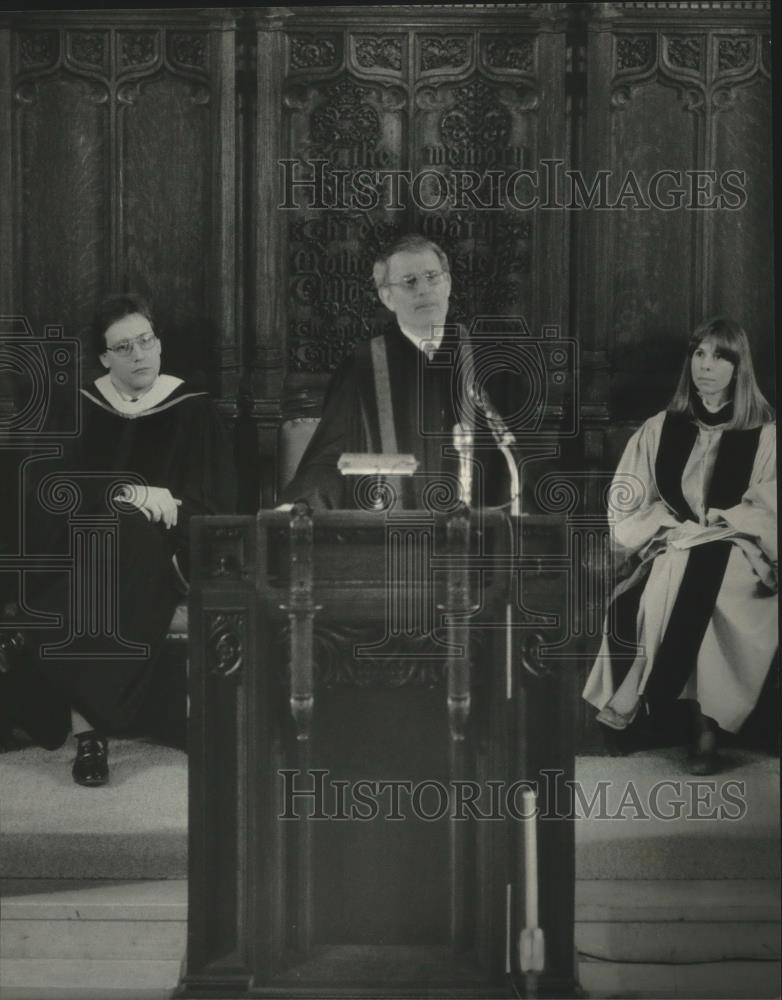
[1,742,777,883]
[574,748,780,880]
[0,741,187,879]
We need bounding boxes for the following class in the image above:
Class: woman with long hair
[583,317,776,774]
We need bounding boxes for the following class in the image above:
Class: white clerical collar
[398,323,444,355]
[94,373,184,415]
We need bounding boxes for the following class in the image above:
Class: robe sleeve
[609,411,682,561]
[168,397,237,554]
[709,422,777,583]
[280,355,364,510]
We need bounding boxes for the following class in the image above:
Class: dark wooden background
[0,3,774,749]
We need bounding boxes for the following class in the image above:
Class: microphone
[467,382,517,448]
[452,422,474,507]
[465,382,520,517]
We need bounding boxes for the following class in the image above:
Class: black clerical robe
[282,324,504,511]
[18,378,236,745]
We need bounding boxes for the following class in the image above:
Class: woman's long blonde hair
[668,316,774,429]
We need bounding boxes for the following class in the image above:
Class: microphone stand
[469,386,520,518]
[452,422,474,508]
[469,386,545,996]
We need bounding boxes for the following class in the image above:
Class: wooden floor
[1,877,780,999]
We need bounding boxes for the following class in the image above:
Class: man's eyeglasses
[105,331,159,358]
[383,270,448,292]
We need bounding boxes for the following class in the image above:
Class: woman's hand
[117,485,182,528]
[668,519,700,543]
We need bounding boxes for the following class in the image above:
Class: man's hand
[117,485,182,528]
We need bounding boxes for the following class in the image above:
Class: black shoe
[687,711,721,775]
[72,731,109,787]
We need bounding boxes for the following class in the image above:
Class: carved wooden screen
[567,1,772,751]
[576,2,773,455]
[0,11,238,400]
[252,4,569,417]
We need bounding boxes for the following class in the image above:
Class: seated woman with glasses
[583,317,776,774]
[0,293,236,785]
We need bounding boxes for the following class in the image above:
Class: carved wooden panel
[283,64,405,373]
[255,6,568,401]
[120,72,212,381]
[709,37,773,398]
[15,46,109,350]
[578,3,772,438]
[605,80,698,418]
[412,67,539,327]
[7,15,236,401]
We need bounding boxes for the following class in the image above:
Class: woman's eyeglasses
[105,332,159,358]
[383,270,448,292]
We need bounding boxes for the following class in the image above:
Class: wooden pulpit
[177,506,582,998]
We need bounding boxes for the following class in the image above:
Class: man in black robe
[0,293,236,784]
[282,234,504,511]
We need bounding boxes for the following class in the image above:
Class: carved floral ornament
[311,77,381,152]
[119,31,157,69]
[612,28,764,97]
[439,78,512,155]
[717,35,754,71]
[277,625,451,689]
[615,34,655,73]
[352,34,403,73]
[290,34,340,70]
[665,34,704,72]
[613,31,705,79]
[420,35,470,72]
[68,31,107,70]
[207,612,245,680]
[17,27,210,84]
[168,32,209,71]
[19,31,58,70]
[483,34,535,73]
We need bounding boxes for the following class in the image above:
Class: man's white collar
[398,323,444,354]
